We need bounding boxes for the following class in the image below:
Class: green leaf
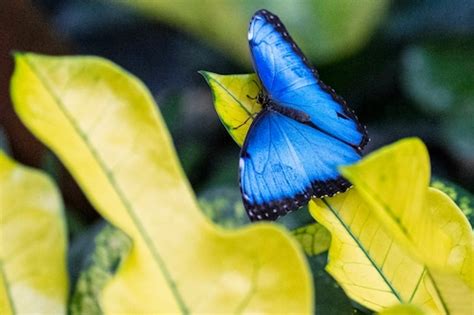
[431,178,474,227]
[293,223,331,256]
[70,224,131,315]
[198,187,250,228]
[11,53,313,313]
[120,0,389,64]
[340,138,474,314]
[0,151,68,314]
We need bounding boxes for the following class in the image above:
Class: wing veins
[276,81,318,97]
[270,116,294,196]
[284,118,325,185]
[263,120,278,203]
[276,117,311,190]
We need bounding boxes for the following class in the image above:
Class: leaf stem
[0,259,16,315]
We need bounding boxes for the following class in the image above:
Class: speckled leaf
[293,223,331,256]
[11,53,313,314]
[198,187,250,228]
[0,151,67,315]
[70,224,131,315]
[431,178,474,228]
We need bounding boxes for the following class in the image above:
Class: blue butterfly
[240,9,369,221]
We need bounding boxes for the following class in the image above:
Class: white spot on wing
[248,27,254,41]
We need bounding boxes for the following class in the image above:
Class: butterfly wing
[240,110,360,221]
[248,9,368,149]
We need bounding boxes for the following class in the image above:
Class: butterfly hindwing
[248,9,368,149]
[240,110,360,220]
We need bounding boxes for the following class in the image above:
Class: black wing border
[239,110,353,221]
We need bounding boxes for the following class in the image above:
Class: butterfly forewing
[248,9,368,149]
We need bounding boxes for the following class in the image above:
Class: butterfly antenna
[246,79,261,100]
[250,79,260,89]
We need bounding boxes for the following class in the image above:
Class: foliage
[205,69,474,313]
[313,139,474,314]
[0,151,68,314]
[70,224,131,315]
[200,72,261,146]
[311,188,438,312]
[1,1,473,313]
[10,52,312,314]
[2,48,473,314]
[119,0,390,65]
[292,224,331,257]
[431,178,474,227]
[198,187,250,228]
[378,303,426,315]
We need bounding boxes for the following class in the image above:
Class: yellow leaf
[340,138,474,314]
[310,192,440,313]
[424,188,473,277]
[341,138,473,275]
[339,138,433,262]
[200,71,262,147]
[378,303,426,315]
[11,53,313,313]
[427,266,474,315]
[0,151,67,314]
[421,188,474,315]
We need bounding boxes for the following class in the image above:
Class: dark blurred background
[1,0,473,227]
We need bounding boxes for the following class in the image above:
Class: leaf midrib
[0,259,15,315]
[208,75,254,117]
[350,177,450,314]
[322,199,404,303]
[21,56,190,314]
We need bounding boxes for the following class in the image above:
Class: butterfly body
[257,92,311,124]
[240,9,368,221]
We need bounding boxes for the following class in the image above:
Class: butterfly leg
[232,112,259,130]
